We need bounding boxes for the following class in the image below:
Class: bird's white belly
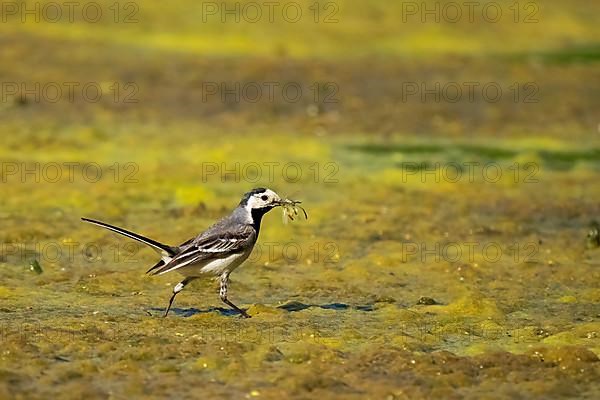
[178,251,251,277]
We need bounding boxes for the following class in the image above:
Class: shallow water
[1,132,599,399]
[1,0,600,397]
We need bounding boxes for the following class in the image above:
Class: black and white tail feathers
[81,218,177,273]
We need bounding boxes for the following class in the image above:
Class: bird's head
[239,188,282,213]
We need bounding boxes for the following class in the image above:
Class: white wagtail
[82,188,287,318]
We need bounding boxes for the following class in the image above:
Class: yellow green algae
[1,133,599,398]
[1,0,600,398]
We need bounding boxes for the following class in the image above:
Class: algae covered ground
[1,1,600,399]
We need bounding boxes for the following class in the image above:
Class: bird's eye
[261,195,269,201]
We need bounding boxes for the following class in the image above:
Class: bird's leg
[164,277,195,317]
[219,272,250,318]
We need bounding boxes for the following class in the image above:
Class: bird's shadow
[149,301,374,318]
[149,306,241,317]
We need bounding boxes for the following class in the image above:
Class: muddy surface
[1,1,599,398]
[1,135,599,399]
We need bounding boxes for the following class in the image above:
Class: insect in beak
[278,198,308,224]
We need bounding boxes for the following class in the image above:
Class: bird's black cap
[239,188,268,206]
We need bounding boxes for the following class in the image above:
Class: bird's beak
[274,198,301,207]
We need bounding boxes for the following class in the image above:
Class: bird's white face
[244,188,281,211]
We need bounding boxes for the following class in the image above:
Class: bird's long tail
[81,217,177,258]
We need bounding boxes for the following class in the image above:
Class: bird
[82,188,286,318]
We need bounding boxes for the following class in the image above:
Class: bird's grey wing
[149,224,257,275]
[145,236,196,274]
